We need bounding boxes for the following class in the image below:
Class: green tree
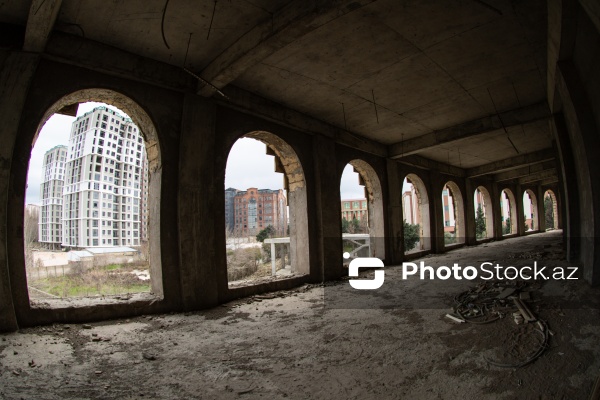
[341,218,350,233]
[475,204,486,239]
[503,217,512,235]
[444,232,456,245]
[544,195,555,229]
[256,225,275,242]
[351,218,360,233]
[403,220,421,251]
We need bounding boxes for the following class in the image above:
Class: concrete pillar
[515,184,525,236]
[491,182,503,239]
[385,159,404,263]
[313,136,342,281]
[178,94,221,309]
[536,185,547,232]
[555,60,600,285]
[552,114,579,260]
[0,51,41,331]
[464,178,477,245]
[430,172,445,253]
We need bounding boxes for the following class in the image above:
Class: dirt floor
[1,230,599,399]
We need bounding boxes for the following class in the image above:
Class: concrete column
[555,60,600,285]
[491,182,503,239]
[178,94,221,310]
[552,114,579,260]
[430,172,445,253]
[0,51,41,331]
[385,159,404,263]
[536,185,547,232]
[312,136,342,281]
[515,184,525,236]
[464,178,477,245]
[271,242,276,276]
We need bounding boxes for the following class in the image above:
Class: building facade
[59,106,148,248]
[442,186,456,234]
[224,187,239,233]
[341,199,367,222]
[38,145,67,249]
[402,186,419,225]
[232,187,286,236]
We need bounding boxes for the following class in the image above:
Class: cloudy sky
[26,104,366,205]
[225,137,365,199]
[26,102,128,205]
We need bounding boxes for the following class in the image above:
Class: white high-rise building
[61,106,148,248]
[38,145,67,249]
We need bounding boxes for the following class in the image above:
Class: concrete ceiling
[0,0,554,179]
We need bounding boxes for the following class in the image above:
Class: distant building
[39,145,67,249]
[232,187,287,236]
[341,199,367,222]
[403,186,419,225]
[442,186,455,233]
[224,187,239,232]
[61,106,148,248]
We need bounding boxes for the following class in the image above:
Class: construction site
[1,0,600,398]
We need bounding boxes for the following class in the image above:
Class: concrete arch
[523,189,539,232]
[36,89,161,173]
[501,189,518,235]
[347,159,385,259]
[238,131,309,276]
[474,186,494,240]
[443,181,465,245]
[544,190,560,230]
[20,89,164,303]
[403,173,431,252]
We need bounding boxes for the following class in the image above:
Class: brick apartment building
[341,199,367,222]
[231,187,287,236]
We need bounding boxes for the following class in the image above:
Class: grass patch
[29,263,150,298]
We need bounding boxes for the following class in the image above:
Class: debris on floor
[449,280,550,368]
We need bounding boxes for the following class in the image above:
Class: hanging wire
[161,0,171,49]
[207,0,218,40]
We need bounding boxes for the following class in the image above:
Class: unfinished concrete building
[1,0,600,398]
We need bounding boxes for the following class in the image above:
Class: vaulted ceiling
[0,0,555,181]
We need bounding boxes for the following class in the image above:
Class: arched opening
[339,160,385,262]
[474,186,494,240]
[523,190,539,232]
[402,174,430,253]
[544,190,559,230]
[500,189,517,235]
[442,181,465,246]
[224,132,308,287]
[24,89,162,306]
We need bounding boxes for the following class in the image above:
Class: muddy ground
[1,230,599,399]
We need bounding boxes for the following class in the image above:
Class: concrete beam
[197,0,376,97]
[540,177,559,185]
[494,160,556,182]
[519,170,558,185]
[395,155,466,177]
[23,0,62,52]
[466,148,556,178]
[218,85,388,157]
[389,102,551,158]
[44,32,196,91]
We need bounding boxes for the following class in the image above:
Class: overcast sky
[26,102,130,205]
[225,138,365,199]
[27,103,370,205]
